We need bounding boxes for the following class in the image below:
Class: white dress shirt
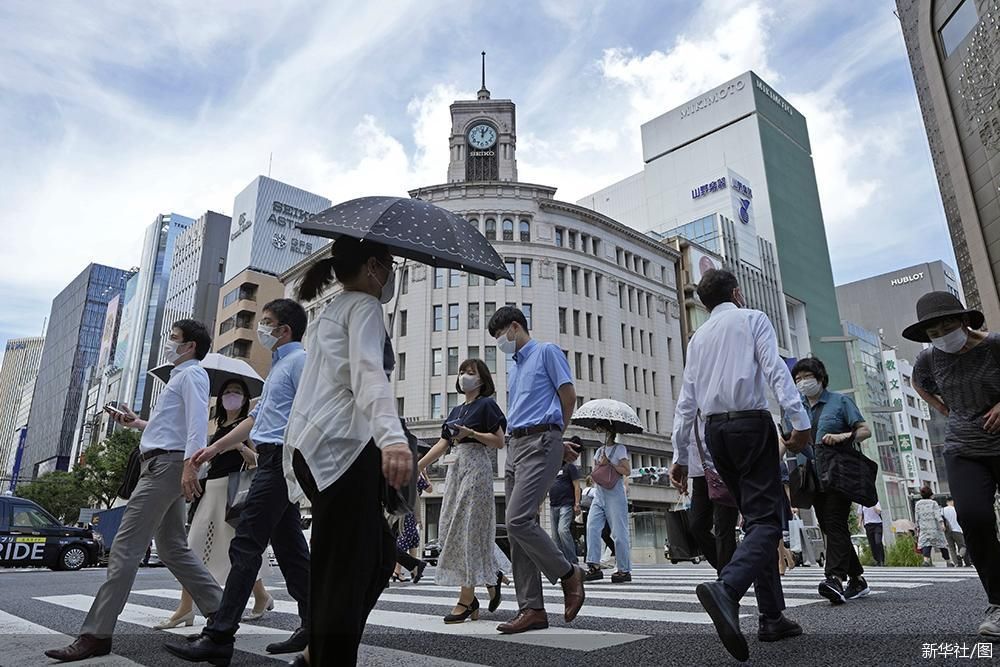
[671,303,809,467]
[139,359,210,460]
[942,505,962,533]
[858,502,883,525]
[284,290,406,502]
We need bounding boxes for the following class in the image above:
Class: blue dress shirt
[506,339,573,431]
[808,389,865,443]
[250,341,306,445]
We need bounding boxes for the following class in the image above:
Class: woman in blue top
[790,357,872,606]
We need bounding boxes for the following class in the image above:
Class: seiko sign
[890,272,924,286]
[470,150,495,157]
[680,80,746,119]
[230,212,252,241]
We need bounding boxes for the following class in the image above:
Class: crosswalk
[8,565,979,664]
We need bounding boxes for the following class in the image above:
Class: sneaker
[844,576,871,600]
[947,561,956,568]
[818,577,846,605]
[610,571,632,583]
[583,565,604,582]
[979,605,1000,639]
[758,613,803,642]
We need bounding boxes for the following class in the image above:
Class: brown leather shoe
[561,564,586,622]
[44,635,112,662]
[496,608,549,634]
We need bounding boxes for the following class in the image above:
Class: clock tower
[447,52,517,183]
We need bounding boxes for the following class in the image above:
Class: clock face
[468,124,497,149]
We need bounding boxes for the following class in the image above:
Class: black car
[0,496,102,571]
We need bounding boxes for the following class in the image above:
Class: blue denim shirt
[506,340,573,431]
[808,389,865,444]
[249,341,306,445]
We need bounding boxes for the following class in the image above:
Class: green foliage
[848,505,861,535]
[886,533,923,567]
[858,541,875,567]
[16,470,92,524]
[79,428,140,509]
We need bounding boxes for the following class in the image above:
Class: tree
[16,470,92,524]
[80,428,140,509]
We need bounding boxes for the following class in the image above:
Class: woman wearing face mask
[789,357,872,606]
[154,379,272,629]
[905,291,1000,640]
[418,359,508,623]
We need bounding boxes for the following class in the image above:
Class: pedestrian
[46,320,224,663]
[687,421,739,574]
[418,357,508,622]
[154,379,273,629]
[914,486,951,566]
[487,306,585,634]
[668,270,810,662]
[942,499,970,567]
[165,300,312,664]
[583,434,633,583]
[857,502,885,567]
[550,436,583,566]
[791,356,872,604]
[904,291,1000,638]
[282,237,413,666]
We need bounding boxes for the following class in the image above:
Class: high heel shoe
[443,597,480,624]
[488,571,503,612]
[154,610,195,630]
[410,561,427,584]
[242,595,275,621]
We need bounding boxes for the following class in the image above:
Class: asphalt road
[0,563,994,666]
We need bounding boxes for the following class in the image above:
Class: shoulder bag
[815,433,879,507]
[591,446,621,490]
[693,414,737,507]
[382,419,420,517]
[787,451,819,509]
[225,462,257,528]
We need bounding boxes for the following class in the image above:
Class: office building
[881,349,942,494]
[213,269,287,379]
[0,337,44,478]
[897,0,1000,325]
[7,382,35,490]
[581,71,850,389]
[22,264,129,478]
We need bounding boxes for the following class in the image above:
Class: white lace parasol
[571,399,644,434]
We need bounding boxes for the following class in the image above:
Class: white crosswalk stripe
[0,608,142,666]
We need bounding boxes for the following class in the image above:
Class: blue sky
[0,0,955,350]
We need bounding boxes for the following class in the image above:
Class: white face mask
[930,327,967,354]
[257,323,279,350]
[796,378,822,398]
[459,375,481,392]
[496,328,517,355]
[162,339,183,364]
[371,261,396,304]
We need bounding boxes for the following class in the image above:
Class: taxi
[0,495,102,570]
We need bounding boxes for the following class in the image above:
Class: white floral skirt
[188,476,266,585]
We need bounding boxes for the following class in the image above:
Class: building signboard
[882,349,921,490]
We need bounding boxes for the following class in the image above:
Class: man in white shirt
[857,503,885,567]
[942,499,971,567]
[46,320,223,663]
[668,270,811,663]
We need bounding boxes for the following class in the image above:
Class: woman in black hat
[904,291,1000,640]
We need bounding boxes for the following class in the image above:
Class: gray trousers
[81,453,223,638]
[504,430,571,611]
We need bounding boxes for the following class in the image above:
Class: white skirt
[188,476,267,585]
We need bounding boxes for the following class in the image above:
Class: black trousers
[813,489,864,581]
[706,412,785,616]
[864,523,885,565]
[397,547,422,571]
[303,442,395,665]
[689,475,739,572]
[944,451,1000,605]
[205,445,310,641]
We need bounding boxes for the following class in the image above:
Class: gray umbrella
[299,196,512,281]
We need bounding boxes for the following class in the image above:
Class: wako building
[283,80,688,561]
[582,71,849,389]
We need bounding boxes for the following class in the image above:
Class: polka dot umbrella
[299,196,513,281]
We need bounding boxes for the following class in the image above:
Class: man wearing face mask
[46,320,223,663]
[905,291,1000,640]
[166,299,312,664]
[486,306,585,635]
[790,357,872,605]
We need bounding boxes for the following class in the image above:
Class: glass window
[592,238,600,256]
[485,218,496,241]
[399,310,408,337]
[467,345,480,359]
[431,393,442,419]
[397,397,405,416]
[485,346,497,373]
[559,307,567,334]
[485,301,496,324]
[432,349,442,376]
[939,0,978,57]
[469,218,479,230]
[597,316,603,341]
[555,228,564,247]
[557,265,566,292]
[586,313,592,338]
[10,505,57,528]
[571,269,579,294]
[573,310,581,336]
[468,272,479,287]
[504,259,516,285]
[502,219,514,241]
[600,357,606,383]
[434,268,445,289]
[400,267,409,295]
[448,392,459,411]
[584,271,591,297]
[575,352,583,379]
[568,231,577,250]
[468,302,480,329]
[398,352,406,381]
[624,364,630,390]
[588,355,595,382]
[448,303,459,330]
[433,305,443,331]
[521,261,532,288]
[449,270,461,288]
[523,303,532,329]
[519,220,530,242]
[448,347,459,375]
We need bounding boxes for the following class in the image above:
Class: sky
[0,0,956,350]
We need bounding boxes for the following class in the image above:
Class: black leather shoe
[696,581,748,662]
[267,627,308,654]
[44,635,112,662]
[758,613,803,642]
[287,655,309,666]
[163,635,234,666]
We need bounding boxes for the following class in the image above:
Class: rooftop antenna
[478,51,490,101]
[268,152,273,178]
[41,317,47,337]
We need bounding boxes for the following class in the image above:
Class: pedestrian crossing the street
[9,565,976,664]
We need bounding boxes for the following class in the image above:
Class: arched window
[468,218,479,231]
[485,218,496,241]
[502,218,514,241]
[519,220,530,242]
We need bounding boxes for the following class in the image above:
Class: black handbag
[787,455,819,509]
[225,466,257,528]
[816,438,879,506]
[116,446,142,500]
[382,419,420,517]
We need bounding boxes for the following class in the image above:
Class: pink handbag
[591,446,621,490]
